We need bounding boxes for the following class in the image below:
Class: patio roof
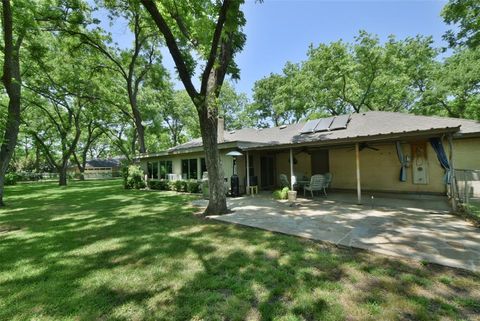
[142,112,480,156]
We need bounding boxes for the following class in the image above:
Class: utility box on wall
[411,142,429,185]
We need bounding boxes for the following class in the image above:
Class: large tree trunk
[199,106,227,215]
[58,165,68,186]
[133,110,146,154]
[0,0,22,206]
[78,169,85,181]
[128,87,146,154]
[34,141,40,172]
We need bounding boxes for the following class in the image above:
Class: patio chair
[304,174,327,197]
[324,172,332,195]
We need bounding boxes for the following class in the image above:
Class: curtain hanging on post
[429,137,450,184]
[395,141,407,182]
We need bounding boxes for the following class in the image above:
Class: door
[260,155,275,189]
[311,150,329,174]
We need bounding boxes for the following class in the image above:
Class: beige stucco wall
[275,151,312,182]
[329,142,446,193]
[139,136,480,195]
[452,137,480,197]
[452,138,480,170]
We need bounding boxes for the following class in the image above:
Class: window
[147,161,158,179]
[159,160,173,179]
[152,161,158,179]
[182,158,198,179]
[147,162,152,178]
[200,158,207,176]
[148,160,172,179]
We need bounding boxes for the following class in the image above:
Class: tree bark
[198,106,227,215]
[140,0,235,215]
[129,95,146,153]
[58,165,68,186]
[0,0,22,206]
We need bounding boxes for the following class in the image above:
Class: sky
[97,0,450,97]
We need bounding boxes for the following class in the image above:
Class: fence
[455,169,480,205]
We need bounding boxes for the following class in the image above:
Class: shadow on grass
[0,180,479,320]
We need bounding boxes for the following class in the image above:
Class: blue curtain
[429,137,450,184]
[395,141,407,182]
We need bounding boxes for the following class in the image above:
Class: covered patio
[206,193,480,272]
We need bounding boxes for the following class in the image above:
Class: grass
[0,180,479,321]
[460,201,480,227]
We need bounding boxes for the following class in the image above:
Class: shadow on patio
[207,192,480,272]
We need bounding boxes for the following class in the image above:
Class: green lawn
[0,180,479,321]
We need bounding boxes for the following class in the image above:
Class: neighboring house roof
[85,158,122,168]
[140,112,480,158]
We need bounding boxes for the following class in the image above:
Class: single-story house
[70,158,123,179]
[137,111,480,204]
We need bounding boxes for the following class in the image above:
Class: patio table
[296,180,310,190]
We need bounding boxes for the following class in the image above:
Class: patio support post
[289,148,294,190]
[447,134,457,211]
[355,143,362,204]
[246,151,250,195]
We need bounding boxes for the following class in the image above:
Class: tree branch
[200,0,232,96]
[140,0,198,99]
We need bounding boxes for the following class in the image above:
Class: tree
[0,0,23,205]
[418,48,480,120]
[442,0,480,49]
[218,81,252,131]
[140,0,246,215]
[156,89,199,147]
[250,73,292,127]
[71,0,168,154]
[23,32,103,186]
[250,31,438,126]
[73,118,104,180]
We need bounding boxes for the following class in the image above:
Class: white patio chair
[324,172,332,195]
[304,174,327,197]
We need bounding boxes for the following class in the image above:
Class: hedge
[148,179,201,194]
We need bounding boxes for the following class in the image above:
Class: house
[70,158,123,179]
[137,111,480,203]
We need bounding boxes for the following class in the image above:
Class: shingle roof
[168,111,480,153]
[86,158,122,168]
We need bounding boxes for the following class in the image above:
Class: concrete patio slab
[205,194,480,272]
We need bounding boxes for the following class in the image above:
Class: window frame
[181,158,198,180]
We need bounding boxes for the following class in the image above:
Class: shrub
[5,173,19,185]
[148,179,170,191]
[172,180,187,192]
[15,171,43,182]
[123,165,146,189]
[186,180,201,193]
[273,187,290,200]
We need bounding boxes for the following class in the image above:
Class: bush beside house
[148,179,201,194]
[123,165,201,194]
[123,165,146,189]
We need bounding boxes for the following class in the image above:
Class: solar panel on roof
[329,114,350,130]
[314,117,335,132]
[300,119,320,134]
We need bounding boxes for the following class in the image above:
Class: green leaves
[418,48,480,120]
[442,0,480,49]
[251,31,440,123]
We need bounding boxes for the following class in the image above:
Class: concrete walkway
[205,194,480,272]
